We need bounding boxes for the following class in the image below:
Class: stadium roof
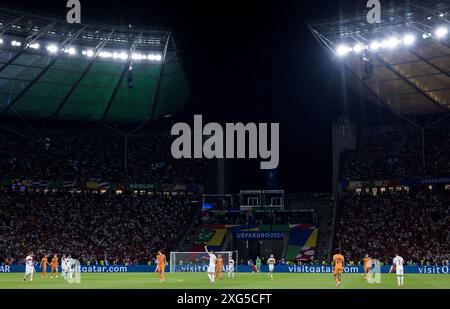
[309,0,450,118]
[0,8,189,122]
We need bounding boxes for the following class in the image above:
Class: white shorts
[207,265,216,273]
[25,265,34,274]
[269,265,274,272]
[396,267,404,276]
[228,265,234,272]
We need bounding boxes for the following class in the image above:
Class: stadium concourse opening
[0,0,449,302]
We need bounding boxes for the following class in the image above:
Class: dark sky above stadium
[2,0,404,193]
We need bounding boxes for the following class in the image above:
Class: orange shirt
[41,257,48,266]
[157,254,166,266]
[333,254,345,269]
[216,257,223,268]
[364,257,371,268]
[51,257,58,267]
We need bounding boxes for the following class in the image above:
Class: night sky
[1,0,405,193]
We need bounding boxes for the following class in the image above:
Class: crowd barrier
[1,264,449,274]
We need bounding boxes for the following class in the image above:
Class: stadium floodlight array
[335,25,448,57]
[28,42,40,49]
[11,40,21,47]
[169,251,237,273]
[0,37,163,62]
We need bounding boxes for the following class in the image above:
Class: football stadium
[0,0,449,301]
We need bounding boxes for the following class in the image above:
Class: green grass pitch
[0,272,449,289]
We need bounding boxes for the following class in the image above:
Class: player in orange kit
[155,251,166,282]
[50,254,59,279]
[215,254,223,280]
[333,248,345,288]
[40,255,49,278]
[363,254,372,280]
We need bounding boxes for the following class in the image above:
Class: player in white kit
[392,254,405,287]
[23,252,35,282]
[67,255,73,280]
[205,245,216,284]
[61,254,68,280]
[267,254,275,279]
[228,257,235,278]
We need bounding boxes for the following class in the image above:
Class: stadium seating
[0,126,207,185]
[340,123,450,181]
[335,189,449,264]
[0,190,199,264]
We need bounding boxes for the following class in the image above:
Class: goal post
[170,251,238,273]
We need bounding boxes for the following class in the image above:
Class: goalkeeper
[256,256,262,272]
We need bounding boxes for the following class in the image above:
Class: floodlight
[132,53,146,60]
[386,37,401,49]
[370,41,381,50]
[99,51,112,58]
[47,44,58,53]
[11,40,22,47]
[352,44,364,53]
[402,34,415,46]
[29,43,40,49]
[336,44,352,56]
[435,27,448,39]
[119,52,128,60]
[148,53,163,61]
[82,50,94,57]
[64,47,76,55]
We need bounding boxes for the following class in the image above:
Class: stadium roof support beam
[100,32,143,121]
[149,32,171,121]
[410,2,450,24]
[1,26,87,114]
[371,53,450,113]
[0,20,57,74]
[0,15,25,36]
[52,29,116,119]
[128,32,171,135]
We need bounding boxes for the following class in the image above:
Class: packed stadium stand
[334,122,450,265]
[0,125,207,184]
[310,0,450,266]
[0,190,199,265]
[0,8,208,266]
[335,188,449,265]
[340,123,450,181]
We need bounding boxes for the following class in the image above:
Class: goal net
[169,251,237,273]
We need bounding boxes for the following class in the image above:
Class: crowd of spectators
[204,210,316,226]
[0,190,199,265]
[335,188,450,265]
[340,123,450,181]
[0,127,207,185]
